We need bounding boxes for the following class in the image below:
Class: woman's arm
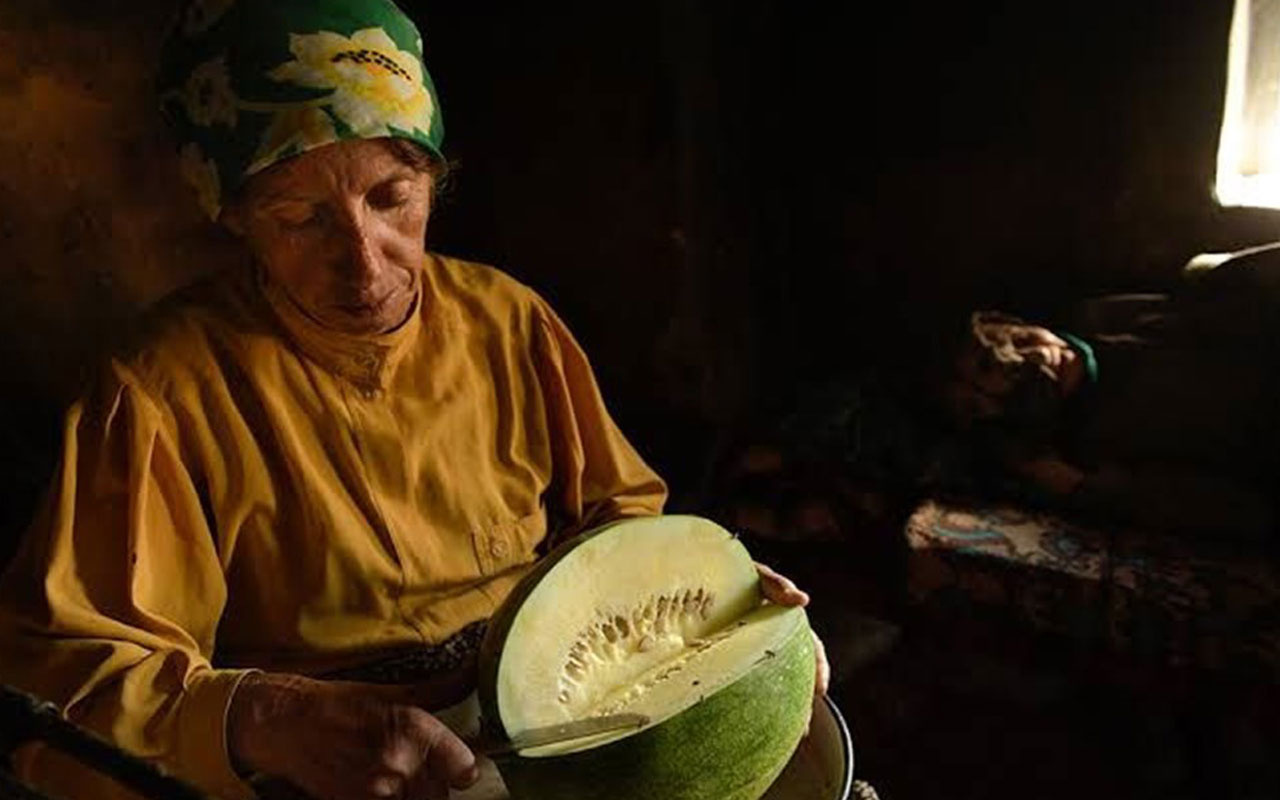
[0,362,256,800]
[532,298,668,539]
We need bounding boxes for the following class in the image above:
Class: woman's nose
[338,225,382,287]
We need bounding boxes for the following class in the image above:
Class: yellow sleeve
[0,361,256,800]
[533,300,668,538]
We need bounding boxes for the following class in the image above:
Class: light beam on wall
[1217,0,1280,208]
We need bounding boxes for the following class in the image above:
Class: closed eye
[265,202,323,231]
[279,213,319,230]
[367,178,417,210]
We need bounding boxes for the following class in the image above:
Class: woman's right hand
[227,672,479,800]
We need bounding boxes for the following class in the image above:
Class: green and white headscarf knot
[159,0,444,219]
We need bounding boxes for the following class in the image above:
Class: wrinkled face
[224,138,433,335]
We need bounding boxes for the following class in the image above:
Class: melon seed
[556,585,724,690]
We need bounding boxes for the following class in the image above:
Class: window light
[1217,0,1280,208]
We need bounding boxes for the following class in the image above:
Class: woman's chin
[322,293,414,335]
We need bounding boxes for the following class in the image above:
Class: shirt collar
[257,266,423,391]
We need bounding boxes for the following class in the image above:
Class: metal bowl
[762,694,855,800]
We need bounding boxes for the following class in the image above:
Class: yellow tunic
[0,253,667,799]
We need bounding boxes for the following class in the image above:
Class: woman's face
[945,319,1085,428]
[224,138,433,335]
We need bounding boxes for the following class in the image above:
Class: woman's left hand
[755,562,831,696]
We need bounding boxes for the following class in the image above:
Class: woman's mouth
[337,293,393,315]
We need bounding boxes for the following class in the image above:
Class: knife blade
[478,713,649,757]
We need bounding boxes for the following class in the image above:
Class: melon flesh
[493,515,762,738]
[523,603,810,757]
[478,515,817,800]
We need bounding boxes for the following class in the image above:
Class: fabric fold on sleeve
[0,360,249,800]
[176,667,260,800]
[531,296,667,539]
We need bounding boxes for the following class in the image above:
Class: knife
[478,713,649,757]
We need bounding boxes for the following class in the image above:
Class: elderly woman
[940,309,1274,540]
[0,2,824,799]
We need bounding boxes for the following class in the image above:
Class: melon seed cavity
[556,587,719,707]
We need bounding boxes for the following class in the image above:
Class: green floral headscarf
[158,0,444,219]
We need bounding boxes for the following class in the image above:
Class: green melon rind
[494,615,815,800]
[476,515,758,740]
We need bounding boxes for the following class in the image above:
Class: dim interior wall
[0,0,240,401]
[0,0,243,556]
[781,0,1280,381]
[417,3,756,442]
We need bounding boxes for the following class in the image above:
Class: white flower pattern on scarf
[248,106,339,176]
[267,28,435,139]
[182,56,238,128]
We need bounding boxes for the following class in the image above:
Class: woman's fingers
[405,772,450,800]
[754,564,828,696]
[755,562,809,607]
[227,673,482,800]
[413,710,479,789]
[384,712,479,799]
[368,773,404,799]
[812,630,830,696]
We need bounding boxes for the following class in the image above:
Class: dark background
[3,0,1280,550]
[412,0,1280,497]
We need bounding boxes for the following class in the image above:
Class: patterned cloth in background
[907,500,1280,676]
[157,0,444,218]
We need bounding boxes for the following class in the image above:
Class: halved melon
[478,515,816,800]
